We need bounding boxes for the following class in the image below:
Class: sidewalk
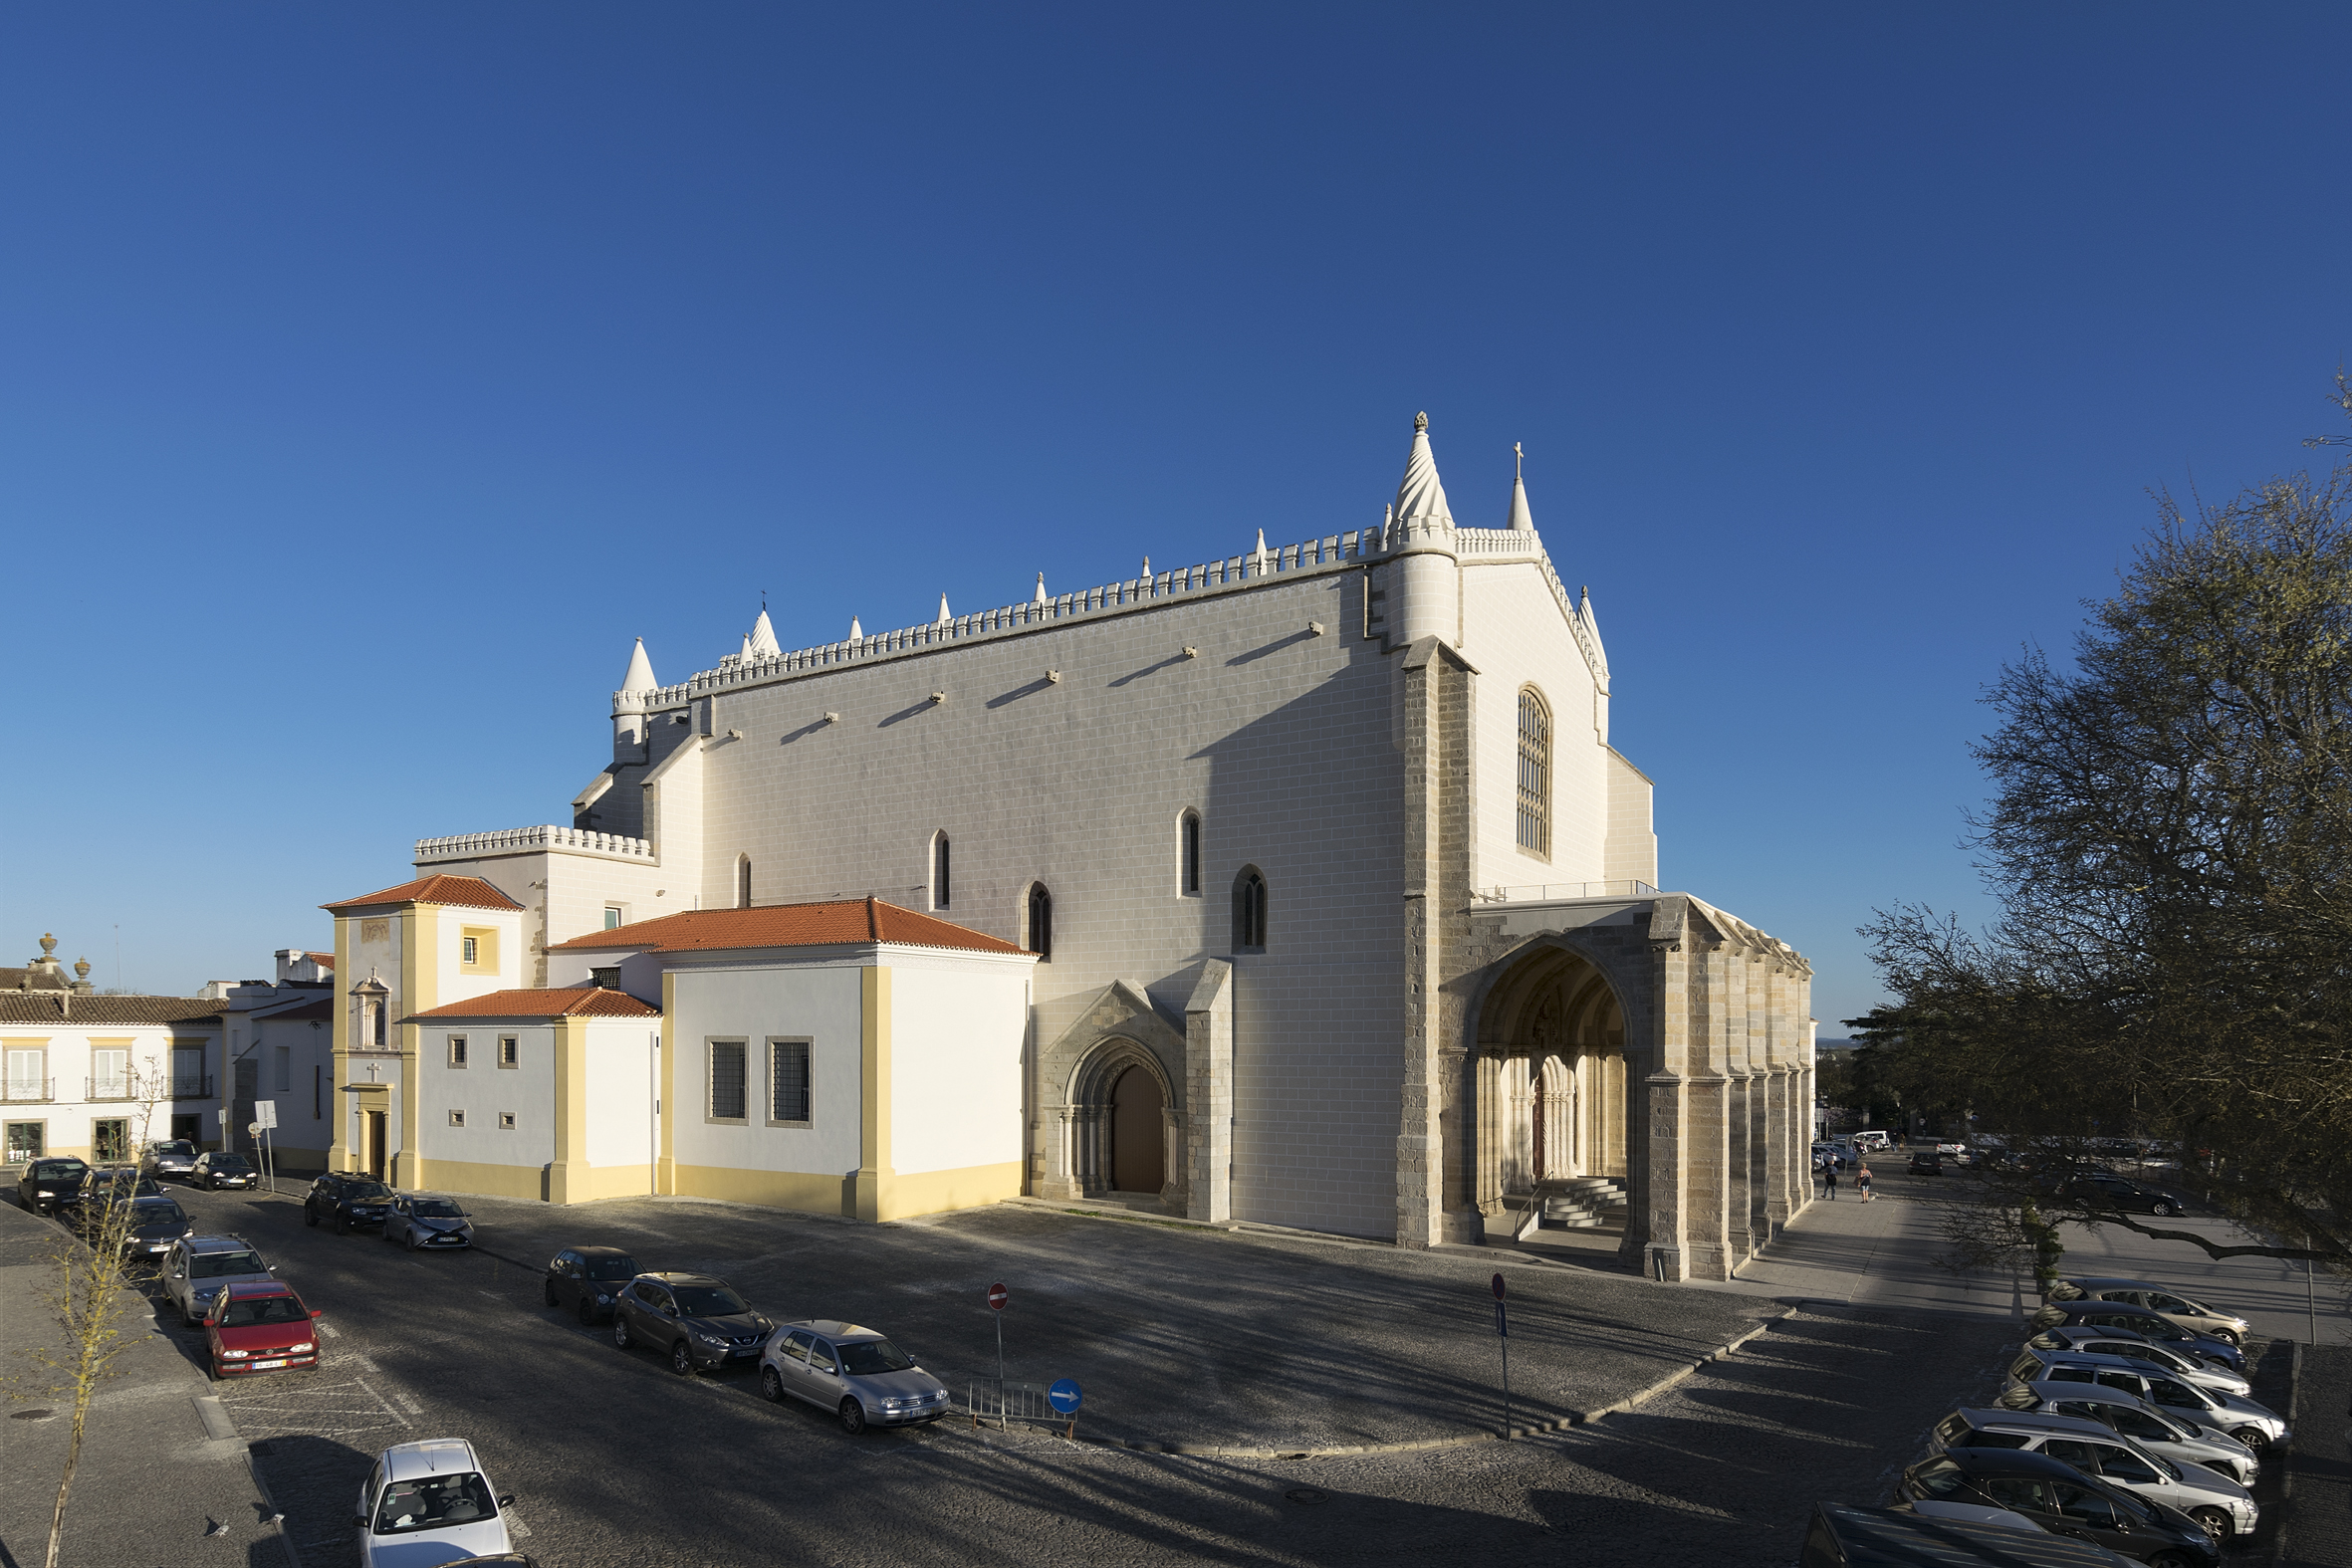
[0,1201,289,1567]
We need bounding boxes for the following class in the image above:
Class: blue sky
[4,5,2346,1026]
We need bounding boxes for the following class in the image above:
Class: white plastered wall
[417,1020,556,1175]
[665,955,865,1179]
[585,1018,658,1176]
[884,949,1030,1178]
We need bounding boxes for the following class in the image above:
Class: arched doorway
[1468,941,1628,1216]
[1109,1066,1165,1194]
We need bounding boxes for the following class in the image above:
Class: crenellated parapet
[415,825,655,865]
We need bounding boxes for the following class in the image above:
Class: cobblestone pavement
[2282,1344,2351,1568]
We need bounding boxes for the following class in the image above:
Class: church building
[322,413,1814,1282]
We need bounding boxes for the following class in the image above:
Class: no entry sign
[1491,1272,1507,1301]
[987,1281,1009,1312]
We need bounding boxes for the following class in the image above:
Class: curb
[2269,1339,2301,1568]
[1036,1303,1799,1460]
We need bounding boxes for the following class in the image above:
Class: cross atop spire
[1505,442,1534,533]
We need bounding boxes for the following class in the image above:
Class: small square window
[462,936,479,965]
[498,1112,517,1130]
[448,1035,468,1068]
[603,907,623,930]
[498,1036,519,1069]
[448,1109,465,1127]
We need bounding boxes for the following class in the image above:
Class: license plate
[731,1347,760,1358]
[251,1359,288,1369]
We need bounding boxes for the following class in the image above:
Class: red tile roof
[306,952,336,967]
[402,987,660,1021]
[322,875,522,914]
[0,994,226,1025]
[547,897,1027,958]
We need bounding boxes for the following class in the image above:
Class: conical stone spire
[1034,573,1048,604]
[849,616,863,640]
[1391,410,1453,532]
[936,593,952,625]
[1505,442,1534,532]
[620,637,658,694]
[738,633,754,661]
[748,609,781,659]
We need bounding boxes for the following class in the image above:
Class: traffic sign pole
[987,1281,1009,1404]
[1492,1272,1513,1438]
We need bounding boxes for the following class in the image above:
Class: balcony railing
[2,1078,54,1104]
[170,1075,215,1100]
[1470,880,1662,904]
[87,1075,137,1102]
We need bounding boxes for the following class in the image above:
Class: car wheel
[2190,1507,2232,1544]
[2231,1426,2268,1453]
[578,1296,596,1327]
[2152,1201,2177,1217]
[334,1214,348,1235]
[761,1366,786,1403]
[404,1230,419,1252]
[304,1207,318,1228]
[670,1340,696,1377]
[2148,1553,2194,1568]
[544,1280,559,1308]
[838,1399,866,1435]
[612,1315,632,1351]
[2215,1329,2241,1346]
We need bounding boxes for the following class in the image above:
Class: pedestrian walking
[1857,1163,1874,1202]
[1822,1165,1838,1201]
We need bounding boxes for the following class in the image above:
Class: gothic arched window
[1516,687,1551,857]
[1026,883,1053,961]
[1232,866,1268,951]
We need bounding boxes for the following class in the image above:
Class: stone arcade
[326,413,1812,1280]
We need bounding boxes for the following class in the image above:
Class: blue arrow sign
[1048,1378,1082,1414]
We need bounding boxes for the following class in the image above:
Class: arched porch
[1465,938,1630,1222]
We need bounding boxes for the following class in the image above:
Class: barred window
[770,1039,812,1125]
[1516,687,1551,856]
[709,1040,747,1121]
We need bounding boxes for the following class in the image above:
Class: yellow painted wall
[877,1160,1024,1221]
[416,1156,546,1203]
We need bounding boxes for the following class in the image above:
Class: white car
[354,1438,516,1566]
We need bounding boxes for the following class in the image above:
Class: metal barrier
[964,1379,1074,1437]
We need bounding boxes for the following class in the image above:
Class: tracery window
[1516,687,1551,857]
[1232,866,1268,951]
[1026,883,1053,961]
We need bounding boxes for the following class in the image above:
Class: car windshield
[29,1160,86,1181]
[132,1201,188,1228]
[371,1470,500,1536]
[192,1250,266,1278]
[836,1339,917,1375]
[1909,1459,1970,1498]
[411,1200,467,1218]
[587,1256,639,1281]
[344,1182,391,1201]
[207,1155,253,1172]
[217,1295,307,1326]
[153,1141,195,1156]
[672,1286,749,1316]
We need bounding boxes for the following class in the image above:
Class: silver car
[162,1235,277,1326]
[381,1195,474,1251]
[1998,1380,2259,1486]
[2024,1325,2250,1395]
[759,1319,953,1433]
[2005,1348,2289,1453]
[2056,1278,2251,1347]
[1933,1407,2256,1544]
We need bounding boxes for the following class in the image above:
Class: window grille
[448,1036,468,1068]
[1516,688,1551,856]
[771,1039,811,1124]
[710,1040,747,1120]
[498,1035,519,1068]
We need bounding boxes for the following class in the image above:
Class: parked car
[2028,1301,2246,1373]
[1930,1408,2256,1544]
[1855,1131,1891,1152]
[190,1151,260,1191]
[1909,1152,1944,1176]
[759,1318,952,1434]
[17,1156,90,1215]
[2062,1176,2191,1219]
[203,1279,322,1380]
[76,1165,161,1208]
[354,1438,517,1568]
[543,1246,642,1324]
[1802,1502,2140,1568]
[1894,1449,2221,1568]
[383,1195,475,1251]
[1998,1381,2259,1487]
[1936,1140,1973,1164]
[305,1173,394,1233]
[2004,1349,2288,1453]
[610,1273,774,1377]
[162,1235,278,1325]
[2051,1280,2249,1347]
[2024,1327,2249,1395]
[138,1139,200,1183]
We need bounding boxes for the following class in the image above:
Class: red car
[204,1280,324,1380]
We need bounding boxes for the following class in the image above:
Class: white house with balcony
[3,934,226,1165]
[328,412,1818,1278]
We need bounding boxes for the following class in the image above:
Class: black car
[1908,1152,1944,1176]
[2065,1176,2188,1218]
[1896,1449,2221,1568]
[190,1151,259,1191]
[2028,1301,2245,1374]
[1802,1502,2138,1568]
[74,1165,162,1219]
[610,1272,775,1376]
[138,1139,200,1182]
[75,1192,194,1262]
[545,1245,643,1324]
[17,1156,90,1215]
[304,1172,393,1233]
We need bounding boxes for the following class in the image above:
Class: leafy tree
[1863,383,2352,1271]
